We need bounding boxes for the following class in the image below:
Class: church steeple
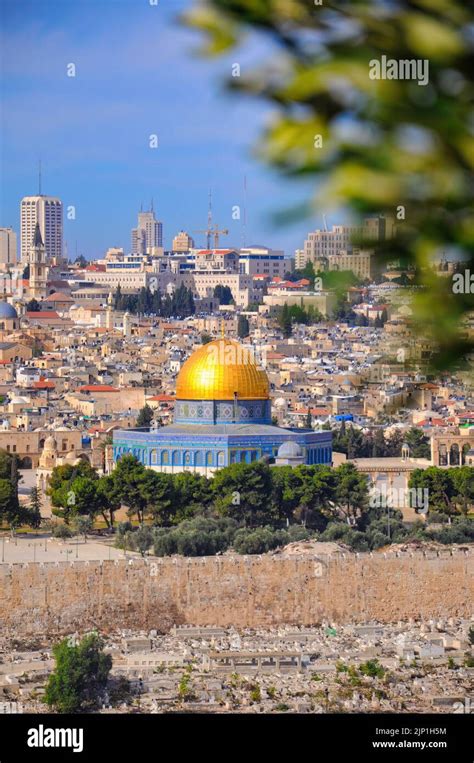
[33,222,44,248]
[29,222,48,299]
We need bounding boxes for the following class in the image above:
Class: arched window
[150,449,158,465]
[172,450,180,465]
[217,451,225,466]
[462,443,471,465]
[206,451,213,466]
[184,450,192,466]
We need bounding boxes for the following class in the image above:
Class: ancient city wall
[0,550,472,636]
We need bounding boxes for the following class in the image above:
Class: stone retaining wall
[0,550,472,636]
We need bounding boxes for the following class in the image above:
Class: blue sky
[0,0,328,259]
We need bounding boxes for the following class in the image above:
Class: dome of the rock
[175,338,269,401]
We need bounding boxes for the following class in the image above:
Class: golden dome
[176,338,269,401]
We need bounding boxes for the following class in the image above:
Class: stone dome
[175,338,269,401]
[0,301,18,320]
[278,440,303,459]
[43,435,57,451]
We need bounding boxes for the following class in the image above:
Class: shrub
[344,530,370,552]
[44,633,111,713]
[425,519,474,545]
[153,517,237,557]
[320,523,350,542]
[52,524,73,539]
[232,526,289,555]
[368,531,390,550]
[128,525,153,556]
[359,659,385,679]
[287,525,315,542]
[250,685,261,702]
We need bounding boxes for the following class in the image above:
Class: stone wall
[0,550,472,636]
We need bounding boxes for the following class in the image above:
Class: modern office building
[0,228,18,267]
[172,230,195,252]
[131,207,163,254]
[301,216,395,269]
[20,195,63,265]
[238,246,287,279]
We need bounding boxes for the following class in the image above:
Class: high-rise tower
[131,203,163,254]
[20,195,63,265]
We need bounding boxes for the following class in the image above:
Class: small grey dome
[0,301,18,319]
[278,440,303,458]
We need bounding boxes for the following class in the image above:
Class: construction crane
[194,189,229,249]
[193,223,229,250]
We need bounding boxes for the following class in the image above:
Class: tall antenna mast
[207,189,212,250]
[243,175,247,248]
[38,160,42,195]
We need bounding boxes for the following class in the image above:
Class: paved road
[0,535,134,564]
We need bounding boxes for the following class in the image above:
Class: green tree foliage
[172,471,212,521]
[0,451,23,528]
[153,517,237,557]
[44,633,112,713]
[0,478,20,527]
[404,428,431,459]
[25,298,41,312]
[409,466,474,518]
[277,303,321,336]
[96,475,121,528]
[237,314,250,338]
[184,0,474,370]
[113,284,195,318]
[141,470,176,525]
[128,525,153,557]
[136,404,154,428]
[359,659,385,679]
[332,463,370,525]
[52,523,73,540]
[109,456,209,526]
[278,303,292,338]
[47,460,98,522]
[73,515,93,541]
[212,461,273,526]
[213,284,234,305]
[108,455,149,524]
[27,487,42,529]
[451,466,474,515]
[233,526,289,554]
[332,425,404,459]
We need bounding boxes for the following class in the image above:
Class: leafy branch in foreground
[184,0,474,370]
